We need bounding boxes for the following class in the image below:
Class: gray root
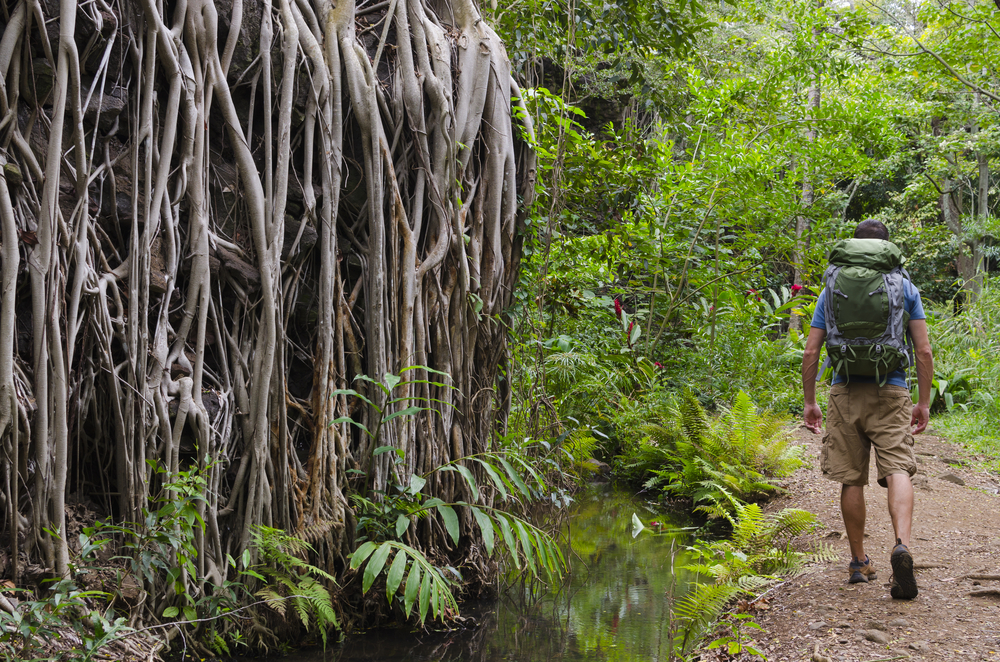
[0,0,532,624]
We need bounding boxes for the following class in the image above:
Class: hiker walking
[801,219,934,600]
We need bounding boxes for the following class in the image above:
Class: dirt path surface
[754,427,1000,662]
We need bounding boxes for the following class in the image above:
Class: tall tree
[0,0,533,590]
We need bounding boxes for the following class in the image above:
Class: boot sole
[890,549,918,599]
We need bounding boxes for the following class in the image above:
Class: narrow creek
[257,484,701,662]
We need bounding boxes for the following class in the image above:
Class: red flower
[745,289,757,296]
[654,362,663,369]
[791,284,803,293]
[614,298,623,319]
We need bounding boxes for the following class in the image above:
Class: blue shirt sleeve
[904,280,925,320]
[811,290,826,329]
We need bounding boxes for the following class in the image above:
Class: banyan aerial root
[0,0,535,631]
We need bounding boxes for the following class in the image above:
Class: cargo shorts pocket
[828,391,849,426]
[820,433,831,476]
[878,386,911,423]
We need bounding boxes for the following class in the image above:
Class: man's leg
[885,472,917,598]
[885,472,913,546]
[841,484,866,561]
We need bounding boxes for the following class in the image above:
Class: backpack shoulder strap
[884,267,911,365]
[822,264,843,339]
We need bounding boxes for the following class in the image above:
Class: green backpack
[821,238,912,384]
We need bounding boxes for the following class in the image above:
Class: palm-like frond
[672,582,741,655]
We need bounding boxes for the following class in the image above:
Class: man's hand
[803,403,823,434]
[911,403,930,435]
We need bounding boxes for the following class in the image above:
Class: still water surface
[265,485,697,662]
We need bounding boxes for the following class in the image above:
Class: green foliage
[250,526,339,647]
[706,613,766,659]
[670,581,742,658]
[82,461,269,655]
[338,369,568,626]
[922,280,1000,464]
[348,444,567,625]
[686,499,834,583]
[630,496,825,659]
[0,578,130,662]
[0,531,132,662]
[350,541,459,624]
[562,429,601,476]
[332,365,455,444]
[621,390,803,514]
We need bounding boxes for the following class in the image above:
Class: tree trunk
[935,115,979,300]
[791,77,820,332]
[0,0,533,608]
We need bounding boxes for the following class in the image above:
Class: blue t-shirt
[810,280,925,388]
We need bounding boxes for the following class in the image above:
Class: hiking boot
[848,556,877,584]
[889,539,918,599]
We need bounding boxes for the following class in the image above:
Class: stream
[259,484,699,662]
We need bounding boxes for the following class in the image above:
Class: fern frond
[673,582,739,625]
[292,594,311,630]
[680,389,708,445]
[297,519,337,546]
[806,542,839,564]
[736,574,776,593]
[255,587,287,616]
[765,508,818,542]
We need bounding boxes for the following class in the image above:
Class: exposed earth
[753,427,1000,662]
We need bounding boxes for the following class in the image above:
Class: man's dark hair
[854,219,889,240]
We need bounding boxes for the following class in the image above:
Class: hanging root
[0,0,532,634]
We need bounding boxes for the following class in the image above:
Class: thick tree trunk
[0,0,533,613]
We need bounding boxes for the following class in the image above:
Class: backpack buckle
[840,344,847,355]
[875,344,883,355]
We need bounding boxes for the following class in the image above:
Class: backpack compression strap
[822,264,852,380]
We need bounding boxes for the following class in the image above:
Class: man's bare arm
[802,326,826,433]
[908,319,933,434]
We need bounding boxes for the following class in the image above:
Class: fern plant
[670,581,741,657]
[683,497,835,584]
[634,497,830,660]
[635,389,803,515]
[250,526,339,647]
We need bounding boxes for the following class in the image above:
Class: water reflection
[264,484,697,662]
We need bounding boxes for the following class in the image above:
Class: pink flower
[614,298,623,319]
[654,362,663,369]
[745,289,757,296]
[791,284,803,293]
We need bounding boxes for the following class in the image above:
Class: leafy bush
[924,279,1000,462]
[0,575,130,662]
[617,390,803,514]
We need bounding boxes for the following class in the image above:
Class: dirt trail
[754,427,1000,661]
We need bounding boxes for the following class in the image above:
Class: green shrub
[616,390,803,514]
[924,280,1000,461]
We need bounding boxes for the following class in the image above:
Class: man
[801,219,934,600]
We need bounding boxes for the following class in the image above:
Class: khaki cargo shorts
[821,383,916,488]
